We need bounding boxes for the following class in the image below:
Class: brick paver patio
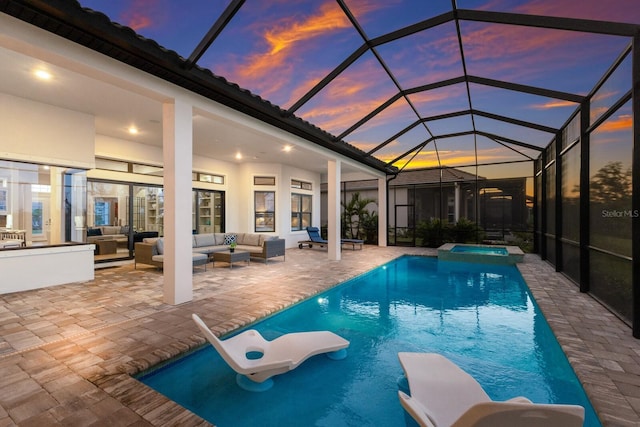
[1,246,639,426]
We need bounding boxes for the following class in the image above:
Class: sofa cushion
[192,253,208,262]
[101,226,121,235]
[194,233,216,248]
[214,233,226,245]
[242,233,261,247]
[156,237,164,255]
[223,234,236,245]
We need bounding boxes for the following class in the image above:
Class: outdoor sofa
[134,232,285,269]
[86,225,129,246]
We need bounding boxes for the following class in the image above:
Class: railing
[0,229,26,247]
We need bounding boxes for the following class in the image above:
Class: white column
[162,99,193,305]
[454,182,460,222]
[377,177,387,247]
[327,159,341,260]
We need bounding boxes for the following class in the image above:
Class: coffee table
[95,239,118,255]
[212,250,250,269]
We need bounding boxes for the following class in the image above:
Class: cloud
[460,20,609,88]
[234,1,353,100]
[297,57,397,134]
[597,114,632,133]
[263,4,350,55]
[530,100,577,110]
[514,0,640,24]
[120,0,164,31]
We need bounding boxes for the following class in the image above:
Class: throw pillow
[223,234,236,245]
[87,228,102,237]
[156,237,164,255]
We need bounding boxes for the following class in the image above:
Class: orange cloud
[531,100,577,110]
[297,58,397,133]
[237,1,352,93]
[598,114,632,133]
[264,4,350,55]
[380,140,531,169]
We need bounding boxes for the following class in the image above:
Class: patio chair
[298,226,364,250]
[397,352,584,427]
[192,314,349,391]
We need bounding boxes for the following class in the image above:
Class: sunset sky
[79,0,637,174]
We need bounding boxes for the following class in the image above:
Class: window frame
[291,193,312,231]
[254,190,275,232]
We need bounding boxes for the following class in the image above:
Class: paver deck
[0,246,639,426]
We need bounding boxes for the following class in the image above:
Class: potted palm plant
[229,241,237,253]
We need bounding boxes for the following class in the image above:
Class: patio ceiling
[2,0,639,176]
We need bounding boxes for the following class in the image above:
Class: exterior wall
[0,93,95,168]
[91,137,324,248]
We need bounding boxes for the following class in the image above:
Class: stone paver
[0,247,638,425]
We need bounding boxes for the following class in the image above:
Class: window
[197,173,224,184]
[96,158,224,183]
[254,176,275,186]
[291,179,312,190]
[132,164,163,176]
[291,194,312,231]
[0,160,87,247]
[95,158,129,172]
[94,201,111,226]
[255,191,275,232]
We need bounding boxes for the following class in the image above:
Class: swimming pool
[138,256,599,426]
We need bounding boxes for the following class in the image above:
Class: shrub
[451,218,479,243]
[416,219,446,247]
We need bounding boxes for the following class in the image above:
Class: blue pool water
[138,256,600,427]
[450,245,508,255]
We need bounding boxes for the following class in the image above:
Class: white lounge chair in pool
[192,314,349,391]
[397,352,585,427]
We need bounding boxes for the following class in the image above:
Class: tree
[589,161,631,204]
[341,192,376,240]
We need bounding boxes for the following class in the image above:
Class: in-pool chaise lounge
[397,352,585,427]
[192,314,349,391]
[298,226,363,250]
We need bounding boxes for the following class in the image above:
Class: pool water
[450,245,508,255]
[138,256,600,427]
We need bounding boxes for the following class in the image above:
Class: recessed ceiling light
[128,126,139,135]
[34,69,52,80]
[283,145,293,152]
[235,152,242,160]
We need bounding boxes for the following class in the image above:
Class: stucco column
[327,159,341,260]
[454,182,460,222]
[378,177,387,247]
[162,99,193,305]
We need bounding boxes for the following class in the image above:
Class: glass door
[87,181,131,261]
[194,190,225,234]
